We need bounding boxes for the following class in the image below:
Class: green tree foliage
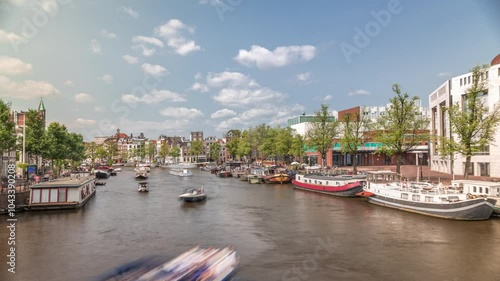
[145,142,155,163]
[226,137,239,160]
[236,130,252,161]
[440,65,500,179]
[290,132,306,164]
[209,142,221,163]
[339,110,371,174]
[190,140,204,162]
[274,127,294,164]
[253,124,271,161]
[0,99,17,172]
[85,142,97,167]
[105,141,119,164]
[305,104,339,168]
[374,84,429,174]
[95,145,108,163]
[260,127,277,163]
[158,142,169,163]
[25,109,46,161]
[169,146,181,163]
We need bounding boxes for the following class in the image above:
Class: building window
[463,162,474,176]
[468,76,471,84]
[479,162,490,176]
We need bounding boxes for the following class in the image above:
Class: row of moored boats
[292,170,500,220]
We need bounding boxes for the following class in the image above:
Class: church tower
[38,97,46,127]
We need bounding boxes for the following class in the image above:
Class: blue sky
[1,0,499,141]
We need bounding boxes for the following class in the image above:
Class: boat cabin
[29,172,96,210]
[451,180,500,197]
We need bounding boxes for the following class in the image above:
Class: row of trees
[0,100,86,177]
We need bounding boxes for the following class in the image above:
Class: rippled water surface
[1,167,500,281]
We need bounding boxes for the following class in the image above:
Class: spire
[38,97,45,111]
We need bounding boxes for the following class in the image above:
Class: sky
[0,0,499,141]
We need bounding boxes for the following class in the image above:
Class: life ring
[466,193,472,199]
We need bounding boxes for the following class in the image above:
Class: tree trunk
[352,153,358,175]
[463,155,471,180]
[396,154,402,175]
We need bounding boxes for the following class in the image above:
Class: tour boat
[137,181,149,192]
[95,246,239,281]
[170,168,193,177]
[357,171,497,220]
[28,172,96,210]
[169,163,198,169]
[179,186,206,202]
[262,172,291,184]
[135,172,148,180]
[95,166,111,179]
[292,173,366,197]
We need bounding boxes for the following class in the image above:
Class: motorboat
[94,246,239,281]
[168,163,197,169]
[170,168,193,177]
[179,186,206,202]
[137,181,149,192]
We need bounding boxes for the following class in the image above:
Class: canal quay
[1,168,500,281]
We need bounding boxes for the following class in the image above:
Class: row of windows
[31,188,68,204]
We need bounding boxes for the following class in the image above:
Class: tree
[95,145,108,164]
[226,138,239,161]
[25,109,46,164]
[339,110,371,174]
[105,141,119,165]
[290,132,306,164]
[190,140,204,163]
[144,142,155,163]
[0,99,17,174]
[374,84,429,174]
[237,130,252,162]
[260,127,278,163]
[274,127,294,164]
[158,142,169,164]
[169,146,181,163]
[85,142,97,167]
[305,104,339,168]
[209,142,221,163]
[440,65,500,179]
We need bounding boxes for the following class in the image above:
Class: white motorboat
[137,181,149,192]
[179,186,206,202]
[170,168,193,177]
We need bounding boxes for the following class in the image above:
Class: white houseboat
[28,172,96,210]
[451,179,500,216]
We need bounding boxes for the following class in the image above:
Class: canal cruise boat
[28,172,96,210]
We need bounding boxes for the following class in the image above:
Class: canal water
[1,167,500,281]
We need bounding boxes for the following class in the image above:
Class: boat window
[448,196,459,202]
[412,195,420,201]
[326,181,328,185]
[473,186,477,192]
[425,196,432,202]
[401,193,409,200]
[485,188,489,194]
[479,187,483,193]
[440,197,448,203]
[58,188,67,202]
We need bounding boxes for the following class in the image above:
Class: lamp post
[417,152,423,182]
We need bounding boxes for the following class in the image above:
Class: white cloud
[94,106,105,112]
[297,72,312,82]
[215,103,304,132]
[133,44,156,57]
[438,71,452,77]
[159,107,203,119]
[101,29,117,39]
[348,89,371,96]
[0,75,59,99]
[90,39,101,54]
[154,19,201,56]
[0,56,32,75]
[98,74,114,84]
[211,109,237,119]
[122,89,186,105]
[132,36,164,47]
[0,29,22,43]
[191,82,209,92]
[74,93,95,103]
[74,118,97,127]
[64,80,74,86]
[141,63,168,76]
[123,55,138,64]
[117,6,139,18]
[235,45,316,69]
[194,71,285,107]
[323,95,332,101]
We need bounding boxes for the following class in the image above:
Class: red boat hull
[292,179,364,197]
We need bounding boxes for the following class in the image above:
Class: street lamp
[417,152,423,182]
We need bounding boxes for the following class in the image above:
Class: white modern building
[429,53,500,177]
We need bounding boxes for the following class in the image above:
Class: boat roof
[31,176,94,188]
[451,179,500,187]
[364,170,396,174]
